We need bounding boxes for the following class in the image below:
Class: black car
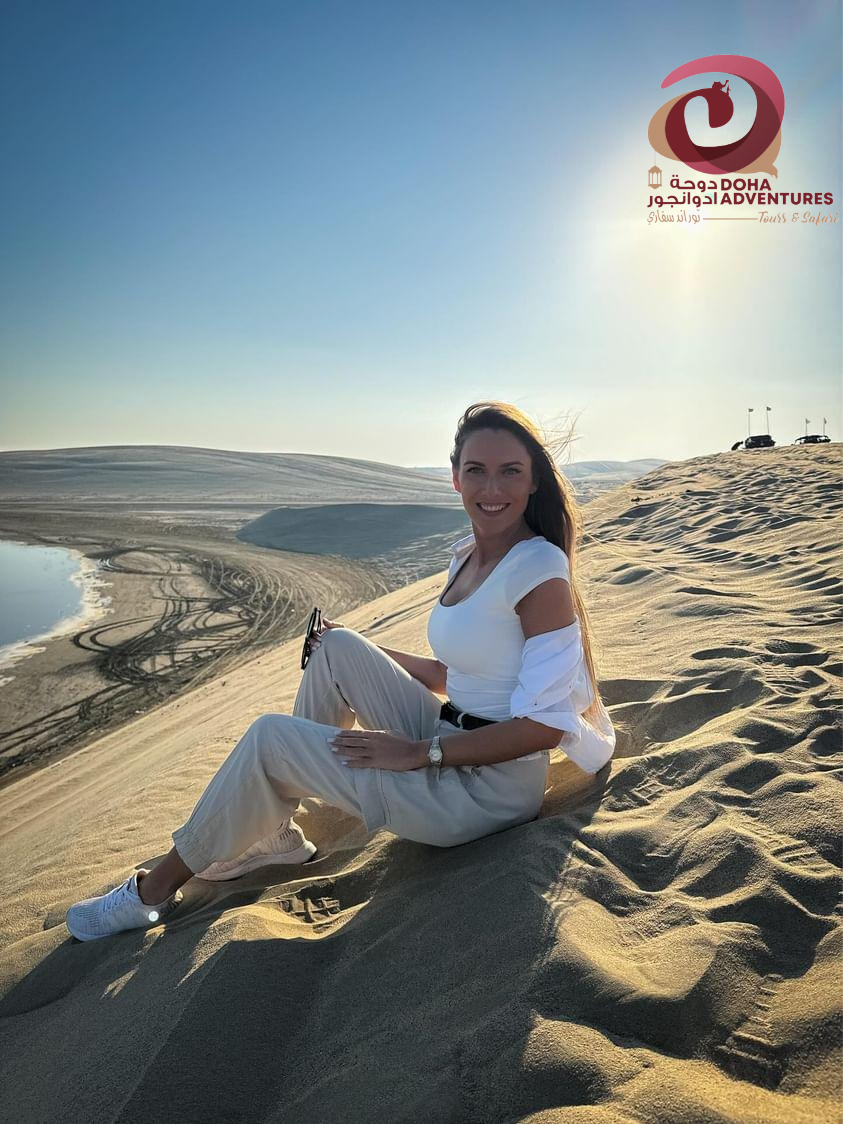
[744,434,775,449]
[795,434,830,444]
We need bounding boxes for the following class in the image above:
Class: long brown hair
[449,401,608,729]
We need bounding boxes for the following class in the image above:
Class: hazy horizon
[2,1,840,465]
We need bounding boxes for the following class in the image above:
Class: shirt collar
[449,531,475,557]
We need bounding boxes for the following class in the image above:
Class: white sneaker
[66,871,182,942]
[196,820,317,881]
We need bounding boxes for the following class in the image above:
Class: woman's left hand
[330,730,425,772]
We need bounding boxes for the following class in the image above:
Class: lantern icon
[648,165,662,188]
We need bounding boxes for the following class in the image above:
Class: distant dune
[0,446,458,505]
[0,443,840,1122]
[237,502,471,558]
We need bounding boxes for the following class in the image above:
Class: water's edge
[0,539,112,681]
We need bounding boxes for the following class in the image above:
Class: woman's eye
[466,467,519,474]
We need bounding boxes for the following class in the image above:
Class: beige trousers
[172,627,550,871]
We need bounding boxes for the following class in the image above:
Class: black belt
[440,700,498,730]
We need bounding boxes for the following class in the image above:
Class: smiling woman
[65,400,616,942]
[428,402,612,755]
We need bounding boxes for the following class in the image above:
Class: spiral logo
[648,54,785,178]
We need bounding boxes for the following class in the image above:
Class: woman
[66,402,615,941]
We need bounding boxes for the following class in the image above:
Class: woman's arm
[411,715,558,768]
[379,647,447,695]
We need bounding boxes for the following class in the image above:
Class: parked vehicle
[795,434,830,444]
[744,434,775,449]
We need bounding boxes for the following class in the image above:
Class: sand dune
[237,502,472,584]
[237,502,470,557]
[0,445,458,504]
[0,444,840,1122]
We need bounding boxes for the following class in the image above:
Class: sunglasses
[301,606,323,670]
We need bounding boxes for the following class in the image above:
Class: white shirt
[426,532,615,773]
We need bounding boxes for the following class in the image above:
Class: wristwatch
[427,735,443,767]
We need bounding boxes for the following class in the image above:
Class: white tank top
[426,532,571,721]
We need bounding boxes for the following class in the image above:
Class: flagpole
[766,406,771,435]
[747,407,754,437]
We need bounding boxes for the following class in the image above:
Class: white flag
[824,417,828,424]
[748,407,754,412]
[765,405,772,410]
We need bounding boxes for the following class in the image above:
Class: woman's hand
[309,617,345,651]
[330,730,426,772]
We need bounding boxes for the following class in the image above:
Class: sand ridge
[0,445,458,504]
[0,444,840,1122]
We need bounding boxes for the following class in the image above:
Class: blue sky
[1,0,840,465]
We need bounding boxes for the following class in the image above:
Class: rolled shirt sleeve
[510,621,616,773]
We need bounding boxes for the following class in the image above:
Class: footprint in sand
[716,974,788,1090]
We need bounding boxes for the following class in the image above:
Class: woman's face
[452,428,537,532]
